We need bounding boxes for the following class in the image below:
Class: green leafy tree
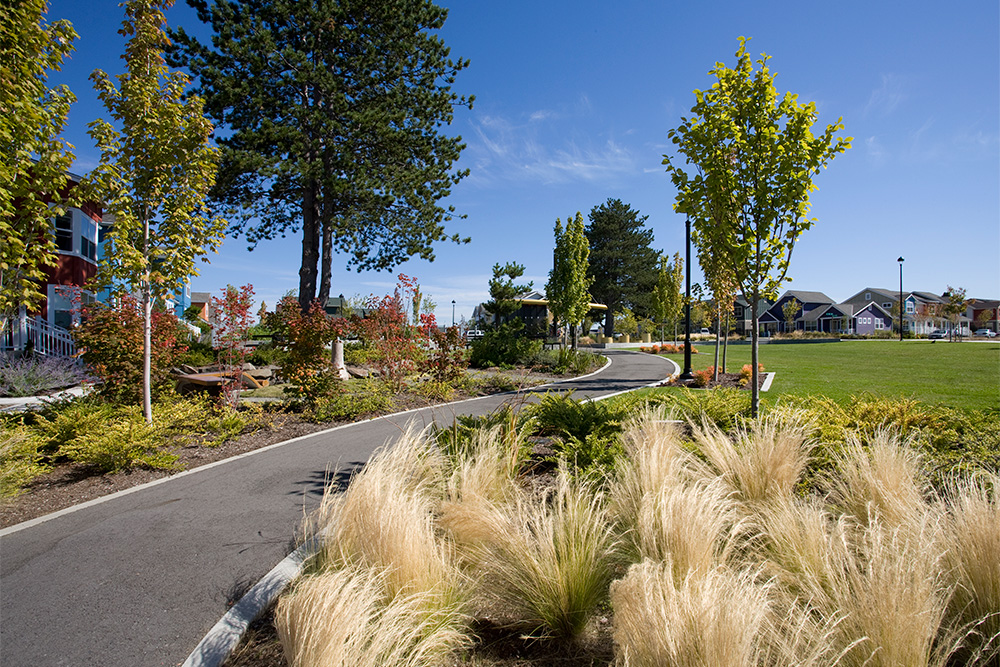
[168,0,473,311]
[546,212,592,349]
[651,251,683,343]
[86,0,226,422]
[664,38,850,415]
[0,0,78,323]
[585,198,659,336]
[782,297,801,333]
[484,261,531,326]
[942,285,969,341]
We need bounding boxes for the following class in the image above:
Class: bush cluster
[0,354,91,398]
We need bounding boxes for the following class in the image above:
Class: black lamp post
[680,216,695,380]
[451,300,456,328]
[897,257,904,342]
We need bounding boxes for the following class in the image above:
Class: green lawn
[657,340,1000,411]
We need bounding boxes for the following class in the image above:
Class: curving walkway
[0,350,675,667]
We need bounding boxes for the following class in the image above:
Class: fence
[1,314,76,359]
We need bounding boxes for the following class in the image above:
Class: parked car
[928,330,947,339]
[974,328,997,338]
[464,329,484,341]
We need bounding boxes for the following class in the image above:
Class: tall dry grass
[611,560,772,667]
[466,471,620,639]
[828,430,929,528]
[275,566,469,667]
[945,473,1000,661]
[691,412,813,506]
[308,425,453,598]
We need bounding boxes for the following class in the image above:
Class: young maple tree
[210,284,255,407]
[664,38,850,415]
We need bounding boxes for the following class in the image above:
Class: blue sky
[45,0,1000,322]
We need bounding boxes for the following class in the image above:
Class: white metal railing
[1,314,76,359]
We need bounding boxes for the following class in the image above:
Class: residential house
[759,290,839,334]
[969,298,999,332]
[731,295,776,335]
[474,290,608,337]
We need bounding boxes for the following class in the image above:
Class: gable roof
[779,289,836,305]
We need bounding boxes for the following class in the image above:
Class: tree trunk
[721,311,730,373]
[712,305,720,382]
[603,309,614,337]
[750,288,760,418]
[142,213,152,424]
[319,218,333,306]
[298,180,320,312]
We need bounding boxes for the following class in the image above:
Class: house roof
[779,289,836,305]
[190,291,212,304]
[842,287,899,304]
[910,291,946,304]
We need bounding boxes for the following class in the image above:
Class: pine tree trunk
[298,181,320,312]
[319,219,332,306]
[722,311,730,373]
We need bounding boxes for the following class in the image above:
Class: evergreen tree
[484,261,531,326]
[0,0,78,322]
[168,0,473,311]
[585,198,658,336]
[546,212,592,349]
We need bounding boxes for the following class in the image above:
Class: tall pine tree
[168,0,473,311]
[585,198,658,336]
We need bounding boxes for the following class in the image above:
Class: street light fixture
[680,216,695,380]
[897,257,904,342]
[451,300,456,328]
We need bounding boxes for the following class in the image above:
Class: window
[882,302,891,309]
[905,301,914,313]
[55,213,73,252]
[81,237,96,261]
[865,292,871,301]
[875,320,884,330]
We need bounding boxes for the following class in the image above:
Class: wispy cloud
[464,111,639,186]
[865,135,887,164]
[864,74,906,118]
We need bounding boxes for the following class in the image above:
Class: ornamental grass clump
[276,566,469,667]
[283,426,469,667]
[466,471,620,639]
[692,413,814,507]
[944,473,1000,661]
[611,560,772,667]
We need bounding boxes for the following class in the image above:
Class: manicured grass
[656,340,1000,411]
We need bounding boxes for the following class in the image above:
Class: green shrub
[310,379,393,423]
[469,321,543,368]
[0,423,50,497]
[342,342,375,367]
[646,387,753,430]
[433,404,534,467]
[60,409,177,473]
[554,433,624,483]
[409,378,455,402]
[247,342,286,368]
[176,340,216,368]
[34,399,119,456]
[529,391,630,442]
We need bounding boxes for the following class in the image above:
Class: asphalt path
[0,350,674,667]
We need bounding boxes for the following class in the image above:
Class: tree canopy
[663,37,850,414]
[168,0,473,310]
[546,212,592,348]
[585,198,659,336]
[0,0,78,321]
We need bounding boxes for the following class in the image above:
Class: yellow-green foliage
[0,423,49,498]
